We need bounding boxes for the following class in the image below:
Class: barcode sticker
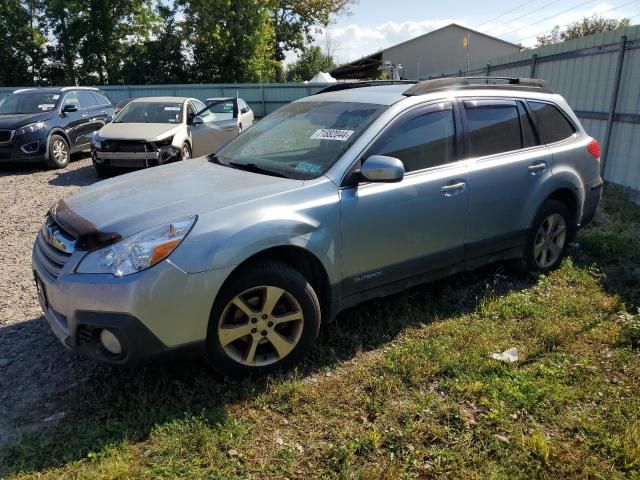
[310,129,354,141]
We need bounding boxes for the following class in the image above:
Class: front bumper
[92,145,180,169]
[0,131,47,163]
[32,242,235,365]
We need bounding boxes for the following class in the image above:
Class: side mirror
[241,107,250,114]
[62,104,79,113]
[359,155,405,183]
[191,115,204,125]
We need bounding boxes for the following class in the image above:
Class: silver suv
[33,78,603,376]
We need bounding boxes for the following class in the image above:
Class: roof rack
[12,86,100,94]
[403,77,553,96]
[314,80,417,96]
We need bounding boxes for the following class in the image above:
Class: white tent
[309,71,337,83]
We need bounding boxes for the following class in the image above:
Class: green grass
[2,184,640,479]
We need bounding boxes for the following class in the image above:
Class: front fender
[169,181,341,285]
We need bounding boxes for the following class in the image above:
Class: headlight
[15,121,45,136]
[155,136,175,148]
[92,133,102,149]
[76,216,196,276]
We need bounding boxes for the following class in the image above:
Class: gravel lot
[0,156,109,447]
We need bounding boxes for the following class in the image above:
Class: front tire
[205,261,321,377]
[181,142,191,160]
[46,134,70,169]
[525,200,574,272]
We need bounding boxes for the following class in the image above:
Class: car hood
[98,122,182,141]
[0,112,52,129]
[61,158,304,238]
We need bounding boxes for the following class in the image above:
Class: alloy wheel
[218,285,304,367]
[534,213,567,268]
[52,139,68,164]
[182,145,190,160]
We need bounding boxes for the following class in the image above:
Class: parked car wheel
[46,134,70,169]
[238,123,243,134]
[525,199,574,272]
[181,143,191,160]
[94,162,111,178]
[205,261,321,377]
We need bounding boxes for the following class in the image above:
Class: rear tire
[525,199,574,273]
[46,134,70,169]
[205,261,321,377]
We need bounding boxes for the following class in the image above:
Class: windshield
[114,102,183,124]
[206,99,235,120]
[0,92,61,114]
[216,101,387,180]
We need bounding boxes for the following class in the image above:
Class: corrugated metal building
[330,24,520,80]
[429,24,640,192]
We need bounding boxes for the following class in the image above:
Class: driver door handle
[528,161,547,175]
[440,181,466,196]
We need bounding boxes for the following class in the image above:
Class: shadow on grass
[572,184,640,309]
[0,262,538,476]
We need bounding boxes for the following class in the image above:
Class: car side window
[192,99,216,123]
[368,103,456,173]
[91,92,110,107]
[463,100,523,157]
[186,102,196,124]
[78,91,97,109]
[528,100,576,144]
[62,92,81,109]
[519,104,539,148]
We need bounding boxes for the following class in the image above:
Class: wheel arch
[213,245,332,321]
[45,129,71,155]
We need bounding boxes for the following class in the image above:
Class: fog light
[100,329,122,355]
[20,141,39,153]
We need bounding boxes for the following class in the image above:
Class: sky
[296,0,640,64]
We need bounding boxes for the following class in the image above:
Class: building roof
[330,23,519,80]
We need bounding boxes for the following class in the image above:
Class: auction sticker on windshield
[310,129,354,141]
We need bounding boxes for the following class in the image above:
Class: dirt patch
[0,157,108,448]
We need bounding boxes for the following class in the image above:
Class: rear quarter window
[528,101,576,144]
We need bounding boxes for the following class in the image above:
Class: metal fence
[0,83,329,118]
[430,24,640,192]
[2,25,639,190]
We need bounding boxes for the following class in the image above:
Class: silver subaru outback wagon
[33,77,603,376]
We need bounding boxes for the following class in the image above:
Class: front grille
[0,130,12,144]
[34,216,75,281]
[101,140,152,153]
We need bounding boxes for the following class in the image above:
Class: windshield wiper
[227,161,288,178]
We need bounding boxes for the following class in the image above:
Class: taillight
[587,139,601,160]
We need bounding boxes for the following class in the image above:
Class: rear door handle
[528,161,547,175]
[440,181,466,196]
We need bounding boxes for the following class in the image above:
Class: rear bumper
[580,180,603,227]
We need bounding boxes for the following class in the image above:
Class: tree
[267,0,356,81]
[0,1,46,86]
[286,45,335,81]
[120,3,189,84]
[536,16,630,47]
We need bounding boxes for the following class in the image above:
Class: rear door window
[91,92,111,107]
[78,91,97,109]
[463,100,521,157]
[528,101,576,144]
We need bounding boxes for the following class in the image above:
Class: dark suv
[0,87,115,169]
